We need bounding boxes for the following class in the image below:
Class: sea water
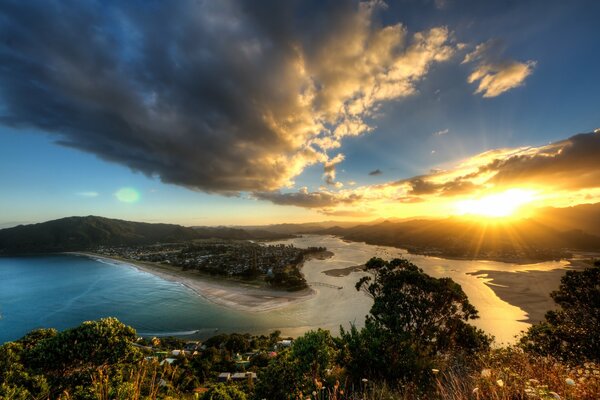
[0,236,568,344]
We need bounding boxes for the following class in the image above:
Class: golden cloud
[274,130,600,218]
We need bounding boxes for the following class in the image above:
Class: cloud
[319,209,374,217]
[463,40,535,97]
[75,191,99,197]
[369,169,383,176]
[396,130,600,198]
[481,131,600,189]
[433,128,448,136]
[467,61,536,98]
[0,0,456,195]
[323,153,345,186]
[262,130,600,215]
[397,196,424,203]
[253,187,361,208]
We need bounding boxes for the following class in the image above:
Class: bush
[201,383,247,400]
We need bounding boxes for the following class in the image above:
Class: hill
[0,216,291,254]
[532,202,600,237]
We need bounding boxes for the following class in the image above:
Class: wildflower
[548,392,561,400]
[496,379,504,387]
[312,391,317,396]
[361,378,368,383]
[481,369,492,378]
[565,378,575,386]
[432,369,439,375]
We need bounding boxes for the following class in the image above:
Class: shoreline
[65,252,316,313]
[468,261,586,323]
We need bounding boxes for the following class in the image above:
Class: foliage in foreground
[1,260,599,399]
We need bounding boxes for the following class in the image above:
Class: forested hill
[0,216,291,254]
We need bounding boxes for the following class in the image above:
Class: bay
[0,235,569,344]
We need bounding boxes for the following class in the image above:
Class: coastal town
[93,240,330,290]
[135,330,293,391]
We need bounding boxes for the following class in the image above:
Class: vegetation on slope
[0,216,291,254]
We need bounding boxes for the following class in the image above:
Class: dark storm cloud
[0,0,456,194]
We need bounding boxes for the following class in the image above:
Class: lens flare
[454,189,535,218]
[115,187,140,203]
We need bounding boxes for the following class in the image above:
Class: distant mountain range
[0,216,292,254]
[2,203,600,260]
[247,203,600,262]
[312,203,600,261]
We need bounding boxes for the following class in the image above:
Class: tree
[291,329,337,382]
[201,383,247,400]
[342,258,490,384]
[0,341,49,399]
[520,261,600,362]
[255,329,337,399]
[23,317,141,392]
[255,350,304,400]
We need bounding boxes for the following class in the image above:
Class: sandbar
[468,261,586,323]
[66,252,315,313]
[322,264,365,277]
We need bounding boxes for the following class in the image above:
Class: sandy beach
[66,252,315,313]
[468,261,586,323]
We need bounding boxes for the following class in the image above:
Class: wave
[137,329,209,337]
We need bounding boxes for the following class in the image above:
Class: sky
[1,0,599,227]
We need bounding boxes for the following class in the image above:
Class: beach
[468,261,587,323]
[67,252,315,313]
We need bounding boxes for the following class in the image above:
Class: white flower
[496,379,504,387]
[361,378,368,383]
[565,378,575,386]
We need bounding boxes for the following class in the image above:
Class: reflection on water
[0,235,568,344]
[270,235,569,345]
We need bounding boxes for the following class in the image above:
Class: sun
[454,189,536,218]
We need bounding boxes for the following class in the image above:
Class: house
[184,341,202,352]
[276,339,292,349]
[217,372,231,382]
[231,372,257,381]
